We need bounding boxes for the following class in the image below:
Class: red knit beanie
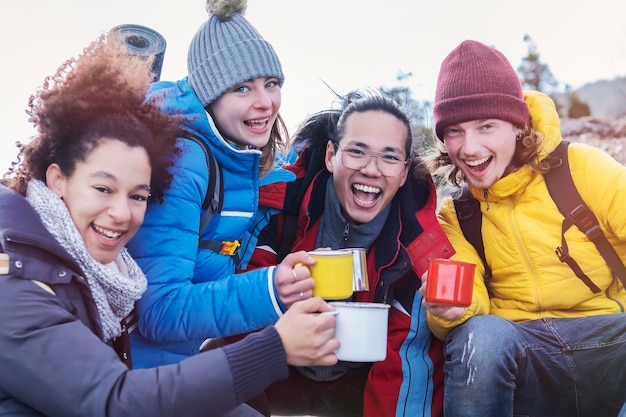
[433,40,530,141]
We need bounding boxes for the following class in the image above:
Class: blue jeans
[443,314,626,417]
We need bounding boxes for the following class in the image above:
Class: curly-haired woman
[0,32,338,417]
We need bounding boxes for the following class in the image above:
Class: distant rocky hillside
[575,77,626,119]
[554,77,626,119]
[561,116,626,165]
[548,76,626,165]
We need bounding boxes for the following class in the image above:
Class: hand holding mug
[420,275,467,321]
[274,297,339,367]
[275,251,315,307]
[420,259,475,321]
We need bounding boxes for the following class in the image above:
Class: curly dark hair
[4,33,185,202]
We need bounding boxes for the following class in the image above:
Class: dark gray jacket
[0,184,287,417]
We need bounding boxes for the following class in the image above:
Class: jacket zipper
[341,223,351,248]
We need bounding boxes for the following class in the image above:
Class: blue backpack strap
[545,141,626,291]
[453,186,493,295]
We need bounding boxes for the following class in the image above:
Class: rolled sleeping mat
[109,24,166,81]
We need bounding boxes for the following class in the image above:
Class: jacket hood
[259,146,454,277]
[149,78,209,135]
[525,90,562,159]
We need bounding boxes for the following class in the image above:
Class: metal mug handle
[345,248,369,292]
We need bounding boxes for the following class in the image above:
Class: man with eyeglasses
[245,92,454,417]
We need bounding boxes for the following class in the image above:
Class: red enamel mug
[425,259,475,306]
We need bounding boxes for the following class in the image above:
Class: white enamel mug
[329,301,390,362]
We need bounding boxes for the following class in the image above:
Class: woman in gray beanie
[126,0,318,378]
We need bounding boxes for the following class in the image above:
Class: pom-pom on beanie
[187,0,284,107]
[433,40,530,141]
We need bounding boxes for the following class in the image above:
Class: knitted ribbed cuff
[222,326,288,403]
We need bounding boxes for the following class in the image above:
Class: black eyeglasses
[338,146,408,177]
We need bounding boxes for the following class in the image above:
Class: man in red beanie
[421,39,626,417]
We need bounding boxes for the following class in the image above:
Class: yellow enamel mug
[309,250,354,300]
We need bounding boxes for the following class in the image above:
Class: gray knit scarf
[26,180,147,341]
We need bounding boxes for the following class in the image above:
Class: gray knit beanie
[187,0,284,107]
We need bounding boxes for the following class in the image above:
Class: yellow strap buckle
[219,240,241,256]
[0,253,9,275]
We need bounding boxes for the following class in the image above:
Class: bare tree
[517,34,559,94]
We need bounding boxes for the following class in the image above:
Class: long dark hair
[293,90,432,186]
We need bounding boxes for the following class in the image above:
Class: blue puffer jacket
[127,78,295,368]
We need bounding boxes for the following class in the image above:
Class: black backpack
[453,141,626,294]
[184,136,242,265]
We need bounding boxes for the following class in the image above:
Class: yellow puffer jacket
[428,90,626,341]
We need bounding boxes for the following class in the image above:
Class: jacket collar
[297,161,436,269]
[0,184,82,284]
[259,145,453,276]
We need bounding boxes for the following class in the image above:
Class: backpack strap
[274,145,323,264]
[453,186,493,294]
[545,141,626,291]
[453,141,626,296]
[185,136,223,232]
[276,212,298,263]
[185,136,241,266]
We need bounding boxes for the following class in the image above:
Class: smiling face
[46,138,152,264]
[325,110,410,224]
[443,119,521,189]
[209,77,282,149]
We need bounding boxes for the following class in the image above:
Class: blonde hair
[424,126,548,187]
[258,113,290,177]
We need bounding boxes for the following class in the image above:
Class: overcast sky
[2,0,625,172]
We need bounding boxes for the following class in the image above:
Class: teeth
[245,118,269,125]
[93,224,122,239]
[465,156,490,167]
[353,183,381,194]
